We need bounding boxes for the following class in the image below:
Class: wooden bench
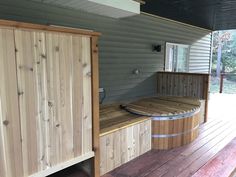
[99,104,151,176]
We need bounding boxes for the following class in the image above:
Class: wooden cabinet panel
[45,33,92,166]
[100,119,151,176]
[0,28,24,177]
[9,29,93,176]
[0,20,100,177]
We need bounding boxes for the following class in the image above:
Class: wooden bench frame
[99,105,152,175]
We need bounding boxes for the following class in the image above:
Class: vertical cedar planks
[45,33,92,165]
[157,72,210,122]
[157,72,209,99]
[132,124,140,159]
[33,31,49,171]
[71,36,83,157]
[106,133,114,173]
[113,130,121,169]
[0,28,24,177]
[81,36,92,154]
[12,29,94,176]
[120,128,128,164]
[0,22,98,177]
[58,34,74,161]
[139,119,151,154]
[15,29,41,175]
[46,33,76,165]
[99,119,151,176]
[100,134,107,176]
[46,32,63,166]
[0,98,6,177]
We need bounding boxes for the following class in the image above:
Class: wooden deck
[193,137,236,177]
[102,117,236,177]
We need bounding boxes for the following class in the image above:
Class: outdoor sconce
[133,68,140,75]
[152,44,161,52]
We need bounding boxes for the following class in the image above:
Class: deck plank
[178,129,236,177]
[192,138,236,177]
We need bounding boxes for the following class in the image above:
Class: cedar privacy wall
[0,1,212,104]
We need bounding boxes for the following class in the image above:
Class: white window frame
[165,42,190,72]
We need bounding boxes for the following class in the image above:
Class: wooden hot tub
[122,96,201,150]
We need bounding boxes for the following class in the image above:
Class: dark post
[219,73,224,93]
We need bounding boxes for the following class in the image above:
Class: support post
[91,36,100,177]
[220,73,224,93]
[204,75,210,123]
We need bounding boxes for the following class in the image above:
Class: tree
[212,31,236,75]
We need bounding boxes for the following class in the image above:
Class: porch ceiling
[141,0,236,31]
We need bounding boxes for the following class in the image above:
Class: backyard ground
[211,76,236,94]
[208,93,236,121]
[209,76,236,121]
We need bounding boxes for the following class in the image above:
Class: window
[165,42,190,72]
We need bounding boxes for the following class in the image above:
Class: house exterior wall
[0,1,212,103]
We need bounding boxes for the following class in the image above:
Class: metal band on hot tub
[152,124,199,138]
[151,108,200,121]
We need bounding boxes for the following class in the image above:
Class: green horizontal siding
[0,0,212,103]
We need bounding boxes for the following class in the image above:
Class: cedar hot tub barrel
[122,96,201,150]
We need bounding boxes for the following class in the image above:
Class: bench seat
[99,104,151,176]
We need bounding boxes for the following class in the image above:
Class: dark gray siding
[0,1,212,103]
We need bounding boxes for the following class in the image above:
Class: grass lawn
[210,77,236,94]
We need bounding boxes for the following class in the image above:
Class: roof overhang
[39,0,141,18]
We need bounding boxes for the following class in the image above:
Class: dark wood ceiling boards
[141,0,236,30]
